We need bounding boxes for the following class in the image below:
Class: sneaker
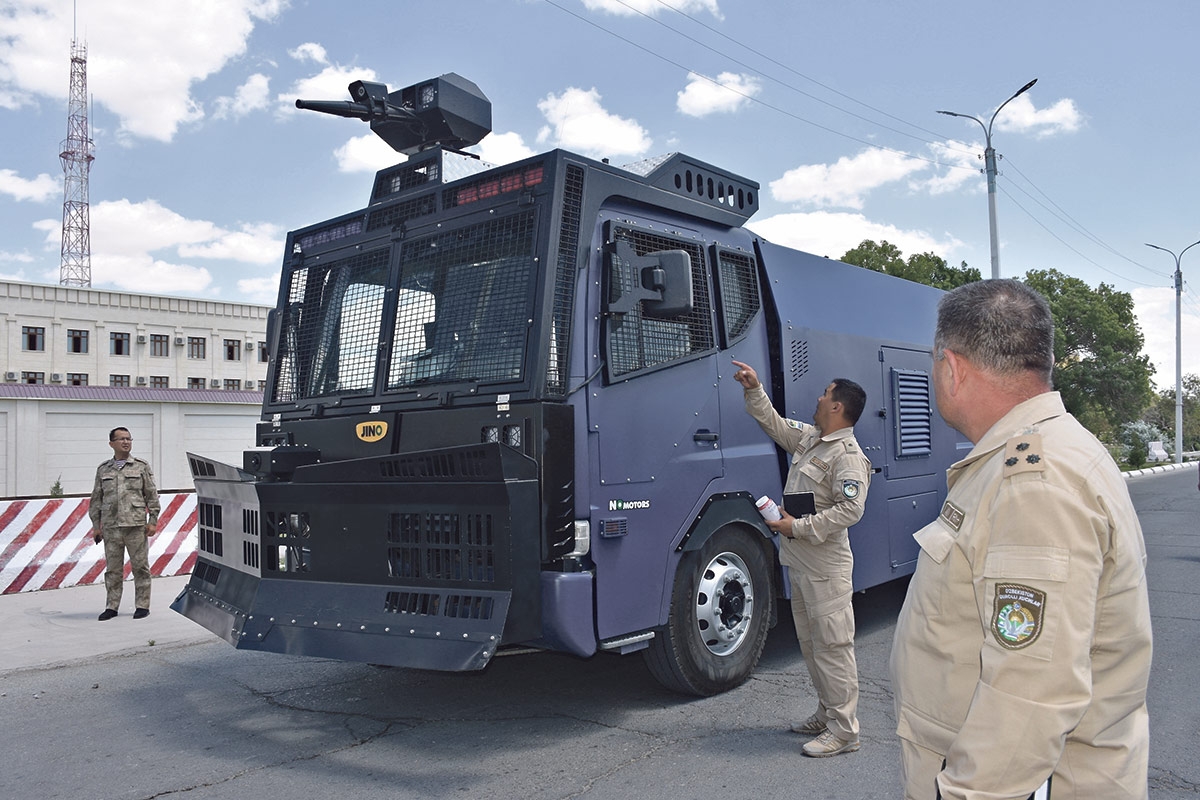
[789,713,827,735]
[133,608,150,619]
[801,729,860,758]
[98,609,118,621]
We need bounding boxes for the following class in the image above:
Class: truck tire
[643,526,772,696]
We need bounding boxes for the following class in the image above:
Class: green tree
[1143,373,1200,452]
[1022,269,1154,433]
[841,240,980,290]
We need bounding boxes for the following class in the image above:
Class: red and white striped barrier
[0,492,197,594]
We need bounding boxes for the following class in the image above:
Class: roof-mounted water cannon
[296,73,492,156]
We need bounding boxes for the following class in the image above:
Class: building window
[258,341,268,362]
[111,332,131,356]
[110,374,131,387]
[67,329,89,354]
[22,326,45,351]
[150,334,169,357]
[224,379,241,390]
[66,373,88,386]
[188,337,206,359]
[187,377,206,390]
[21,371,44,384]
[224,339,241,361]
[258,380,267,391]
[150,376,169,388]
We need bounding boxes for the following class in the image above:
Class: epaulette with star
[1003,432,1045,475]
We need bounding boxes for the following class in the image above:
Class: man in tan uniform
[891,279,1152,799]
[733,360,871,758]
[89,427,160,620]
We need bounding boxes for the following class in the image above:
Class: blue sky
[2,0,1198,386]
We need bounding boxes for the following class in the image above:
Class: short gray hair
[934,279,1054,382]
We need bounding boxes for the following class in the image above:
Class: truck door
[587,219,723,640]
[879,346,941,572]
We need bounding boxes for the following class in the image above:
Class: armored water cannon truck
[172,72,962,695]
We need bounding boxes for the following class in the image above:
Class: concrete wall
[0,395,260,495]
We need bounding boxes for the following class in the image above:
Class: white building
[0,280,272,496]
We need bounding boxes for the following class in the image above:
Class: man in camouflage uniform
[89,427,160,620]
[733,360,871,758]
[890,280,1152,799]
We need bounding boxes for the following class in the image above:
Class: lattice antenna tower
[59,37,95,287]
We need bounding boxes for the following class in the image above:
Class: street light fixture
[1145,239,1200,464]
[939,78,1038,279]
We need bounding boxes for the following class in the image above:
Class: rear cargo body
[173,76,962,694]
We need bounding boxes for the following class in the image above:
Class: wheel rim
[694,550,755,656]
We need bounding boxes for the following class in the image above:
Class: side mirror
[607,240,694,318]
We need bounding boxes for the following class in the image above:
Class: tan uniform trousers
[103,525,151,611]
[788,564,858,740]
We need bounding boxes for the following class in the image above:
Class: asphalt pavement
[1,573,205,672]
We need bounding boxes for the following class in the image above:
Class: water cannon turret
[296,73,491,156]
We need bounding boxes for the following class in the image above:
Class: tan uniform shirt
[744,385,871,576]
[89,456,161,531]
[891,392,1152,799]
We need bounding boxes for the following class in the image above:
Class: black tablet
[783,491,816,517]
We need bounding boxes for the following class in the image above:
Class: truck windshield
[271,209,537,404]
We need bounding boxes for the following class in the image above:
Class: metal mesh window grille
[372,159,441,203]
[715,248,759,345]
[271,248,390,403]
[387,212,535,389]
[607,227,712,376]
[547,164,585,396]
[387,512,496,584]
[892,368,933,457]
[366,193,438,232]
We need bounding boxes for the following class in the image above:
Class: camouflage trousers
[102,525,151,611]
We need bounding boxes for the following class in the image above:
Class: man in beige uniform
[891,279,1152,799]
[89,427,160,620]
[733,360,871,758]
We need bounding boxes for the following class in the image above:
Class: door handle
[693,429,719,442]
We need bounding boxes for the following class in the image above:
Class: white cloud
[236,275,281,305]
[288,42,329,65]
[212,73,271,120]
[0,169,58,203]
[677,71,760,117]
[334,133,405,173]
[0,0,285,142]
[770,149,927,210]
[916,140,982,196]
[994,94,1083,138]
[471,131,537,167]
[582,0,722,18]
[536,87,651,160]
[747,210,962,264]
[1133,286,1200,387]
[34,198,283,295]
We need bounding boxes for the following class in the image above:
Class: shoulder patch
[992,583,1046,649]
[1003,433,1045,476]
[786,419,803,429]
[939,500,965,532]
[841,479,862,499]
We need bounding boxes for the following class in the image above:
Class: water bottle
[756,495,781,521]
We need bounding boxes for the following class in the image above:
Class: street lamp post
[1145,240,1200,465]
[939,79,1038,279]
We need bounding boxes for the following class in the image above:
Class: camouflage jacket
[88,457,161,531]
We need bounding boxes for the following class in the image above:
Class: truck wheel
[643,526,772,696]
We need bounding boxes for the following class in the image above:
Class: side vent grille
[383,591,495,620]
[892,368,933,457]
[790,340,809,381]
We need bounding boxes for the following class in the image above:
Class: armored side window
[712,246,760,347]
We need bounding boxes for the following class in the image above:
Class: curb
[1122,461,1198,479]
